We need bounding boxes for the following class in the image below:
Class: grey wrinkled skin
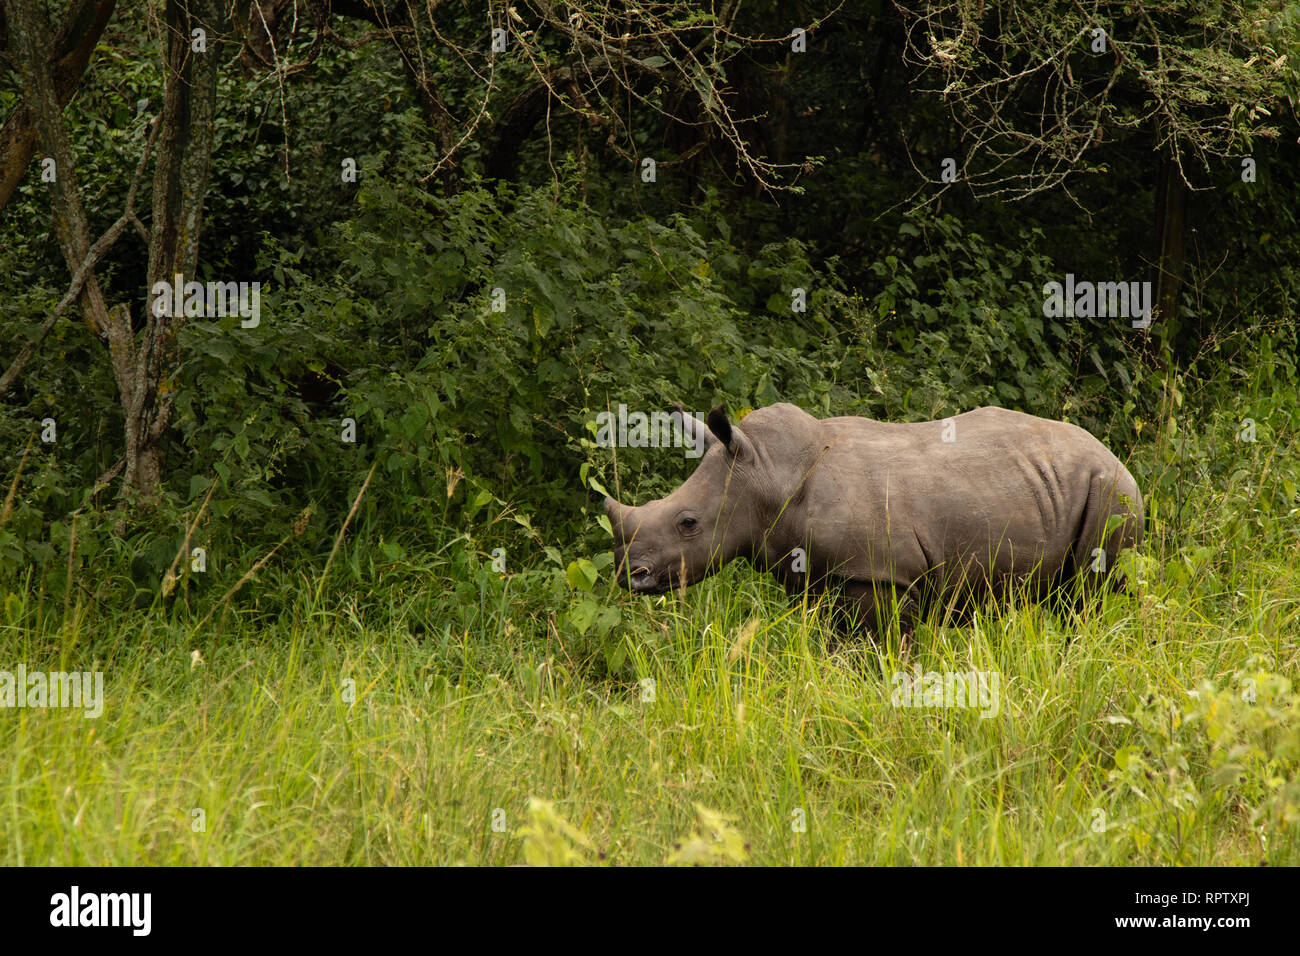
[604,402,1144,636]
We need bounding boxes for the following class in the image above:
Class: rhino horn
[603,496,633,541]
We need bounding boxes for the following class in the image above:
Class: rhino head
[604,404,783,594]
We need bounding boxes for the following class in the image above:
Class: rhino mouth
[619,563,669,594]
[630,571,663,593]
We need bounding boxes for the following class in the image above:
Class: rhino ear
[671,402,717,451]
[706,404,734,448]
[706,404,756,460]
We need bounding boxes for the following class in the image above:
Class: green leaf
[595,607,621,636]
[566,558,599,592]
[566,599,599,634]
[604,638,626,671]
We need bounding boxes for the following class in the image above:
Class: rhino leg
[838,579,920,646]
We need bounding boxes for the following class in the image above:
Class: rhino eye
[678,516,698,532]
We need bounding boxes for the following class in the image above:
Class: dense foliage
[1,0,1298,865]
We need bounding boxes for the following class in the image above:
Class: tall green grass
[2,338,1298,865]
[1,503,1296,864]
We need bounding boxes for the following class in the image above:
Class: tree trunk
[123,0,219,503]
[0,0,117,212]
[6,0,219,508]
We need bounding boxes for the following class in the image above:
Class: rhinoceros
[604,402,1143,635]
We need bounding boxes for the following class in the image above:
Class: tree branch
[0,115,160,397]
[0,0,116,211]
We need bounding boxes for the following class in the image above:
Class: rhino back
[788,406,1140,589]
